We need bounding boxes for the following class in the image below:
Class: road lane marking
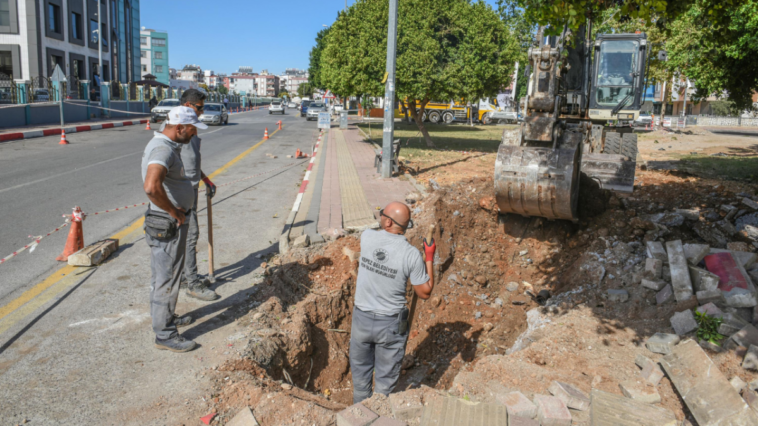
[0,129,279,330]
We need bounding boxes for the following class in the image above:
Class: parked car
[300,100,311,117]
[332,104,344,113]
[33,89,50,102]
[307,101,327,121]
[199,103,228,126]
[287,101,297,109]
[269,99,285,115]
[151,98,181,123]
[635,111,653,127]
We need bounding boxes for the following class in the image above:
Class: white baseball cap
[166,106,208,129]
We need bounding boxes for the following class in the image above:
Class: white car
[333,104,344,113]
[269,99,285,115]
[151,98,180,122]
[287,102,297,108]
[635,111,653,127]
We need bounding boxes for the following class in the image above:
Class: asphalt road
[0,108,315,307]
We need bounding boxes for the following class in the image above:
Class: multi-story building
[139,27,168,84]
[0,0,141,86]
[283,76,307,95]
[168,67,176,79]
[226,75,255,95]
[254,74,278,97]
[203,70,221,89]
[178,64,202,83]
[284,68,308,78]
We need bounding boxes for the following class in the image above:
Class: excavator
[494,24,649,221]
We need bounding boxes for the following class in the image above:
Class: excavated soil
[198,169,758,425]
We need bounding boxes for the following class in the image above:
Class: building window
[110,0,116,28]
[151,38,165,47]
[0,0,10,28]
[48,3,61,34]
[0,50,12,76]
[101,23,107,46]
[142,64,146,72]
[140,36,147,45]
[140,50,146,58]
[154,51,162,59]
[90,19,98,43]
[155,65,163,73]
[71,12,82,40]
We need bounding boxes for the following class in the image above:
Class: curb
[0,119,149,143]
[279,130,324,254]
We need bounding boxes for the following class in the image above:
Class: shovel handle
[206,185,214,279]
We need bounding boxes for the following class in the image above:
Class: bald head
[380,201,411,234]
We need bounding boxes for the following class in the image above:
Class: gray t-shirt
[181,135,202,188]
[141,132,195,213]
[355,229,430,316]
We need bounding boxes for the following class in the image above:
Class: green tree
[308,26,331,90]
[319,0,518,147]
[497,0,535,102]
[217,85,229,95]
[297,82,313,98]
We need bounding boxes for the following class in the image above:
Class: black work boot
[154,335,196,353]
[172,314,193,328]
[186,282,220,301]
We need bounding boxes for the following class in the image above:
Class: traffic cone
[145,121,151,130]
[56,206,85,261]
[59,129,69,145]
[264,128,269,139]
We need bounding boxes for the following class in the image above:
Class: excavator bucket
[494,134,581,222]
[580,153,636,193]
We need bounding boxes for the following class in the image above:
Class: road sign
[318,112,331,129]
[662,117,672,127]
[51,64,67,83]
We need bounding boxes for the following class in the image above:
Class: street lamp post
[380,0,399,178]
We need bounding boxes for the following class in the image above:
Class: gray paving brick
[420,396,507,426]
[337,403,379,426]
[589,389,677,425]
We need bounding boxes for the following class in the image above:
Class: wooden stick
[206,185,215,282]
[408,225,434,334]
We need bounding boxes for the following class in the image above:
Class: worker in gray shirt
[142,106,207,352]
[350,201,436,403]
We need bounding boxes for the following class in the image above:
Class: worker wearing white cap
[141,106,207,352]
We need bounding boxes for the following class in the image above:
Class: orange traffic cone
[59,129,69,145]
[56,206,85,261]
[145,121,151,130]
[264,128,269,139]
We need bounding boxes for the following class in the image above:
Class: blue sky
[141,0,499,75]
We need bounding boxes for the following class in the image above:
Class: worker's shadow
[205,242,278,291]
[396,321,481,391]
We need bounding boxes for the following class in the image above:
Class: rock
[483,323,494,332]
[401,354,415,370]
[741,225,758,242]
[694,222,730,248]
[684,243,711,266]
[506,281,520,292]
[496,391,538,418]
[647,212,685,227]
[660,339,758,425]
[717,219,738,237]
[474,311,482,319]
[696,289,725,306]
[292,234,310,248]
[697,302,724,318]
[533,394,572,426]
[607,289,629,302]
[337,403,379,426]
[646,333,681,355]
[388,392,424,422]
[700,339,726,353]
[646,241,668,262]
[478,196,497,211]
[675,296,699,313]
[657,284,674,305]
[676,208,701,221]
[645,258,664,279]
[743,345,758,371]
[641,278,667,291]
[743,388,758,414]
[671,310,698,335]
[729,242,752,252]
[226,407,260,426]
[619,380,662,404]
[723,204,739,221]
[475,275,488,285]
[430,297,441,308]
[719,312,750,337]
[731,376,748,392]
[689,266,721,292]
[635,355,665,386]
[732,324,758,348]
[253,312,264,320]
[372,417,406,426]
[667,240,695,302]
[548,381,590,411]
[744,198,758,211]
[589,389,677,426]
[281,383,293,390]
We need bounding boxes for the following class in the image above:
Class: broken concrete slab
[645,258,663,279]
[731,376,748,393]
[337,403,379,426]
[508,416,539,426]
[548,381,590,411]
[67,238,119,266]
[745,345,758,371]
[619,380,661,404]
[646,241,668,262]
[728,307,755,324]
[226,407,260,426]
[729,242,752,253]
[646,333,681,355]
[607,289,629,303]
[742,225,758,242]
[676,208,701,221]
[496,391,537,418]
[635,356,665,386]
[671,310,698,336]
[372,417,406,426]
[656,285,674,305]
[589,389,677,426]
[717,219,738,237]
[696,289,725,306]
[744,198,758,211]
[534,395,571,426]
[720,312,751,337]
[694,222,730,248]
[292,234,311,248]
[732,324,758,348]
[667,240,694,302]
[697,302,724,318]
[743,389,758,414]
[420,396,507,426]
[684,243,711,266]
[660,339,758,425]
[647,212,685,227]
[705,252,758,308]
[709,248,758,270]
[699,339,726,353]
[389,392,424,422]
[641,278,667,291]
[689,266,721,292]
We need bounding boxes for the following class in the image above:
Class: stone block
[710,249,758,270]
[635,354,653,369]
[676,208,701,221]
[696,302,724,318]
[732,324,758,348]
[226,407,260,426]
[638,358,665,386]
[657,285,674,305]
[667,240,694,302]
[731,376,748,392]
[660,339,758,425]
[748,346,758,371]
[646,241,668,262]
[607,289,629,302]
[743,389,758,414]
[534,394,571,426]
[744,198,758,211]
[684,243,711,266]
[589,389,678,426]
[646,333,680,355]
[641,278,667,291]
[389,391,424,422]
[497,391,537,418]
[292,234,310,248]
[697,289,725,306]
[694,222,730,248]
[619,380,661,404]
[705,252,758,308]
[671,310,698,336]
[663,265,672,282]
[729,242,751,253]
[689,266,720,292]
[420,397,507,426]
[700,339,726,353]
[337,403,379,426]
[717,219,738,237]
[645,258,663,279]
[372,417,405,426]
[728,307,755,323]
[743,225,758,242]
[720,312,750,336]
[547,381,590,411]
[508,416,539,426]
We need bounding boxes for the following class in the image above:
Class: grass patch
[679,155,758,182]
[357,122,514,154]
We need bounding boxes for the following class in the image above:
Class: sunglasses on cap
[379,209,414,230]
[189,103,204,112]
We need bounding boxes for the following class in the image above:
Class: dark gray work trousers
[183,188,201,287]
[349,307,408,404]
[146,216,189,340]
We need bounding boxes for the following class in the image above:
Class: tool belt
[144,207,189,241]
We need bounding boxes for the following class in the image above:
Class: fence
[659,114,758,128]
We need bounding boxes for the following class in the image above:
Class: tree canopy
[308,26,330,90]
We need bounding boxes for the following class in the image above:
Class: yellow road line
[0,131,276,327]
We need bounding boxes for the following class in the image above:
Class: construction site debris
[226,407,260,426]
[67,238,118,266]
[547,381,589,411]
[588,389,677,426]
[337,403,379,426]
[646,333,681,355]
[683,243,710,266]
[618,379,661,404]
[670,310,698,336]
[533,394,571,426]
[497,391,537,419]
[666,240,694,302]
[744,345,758,371]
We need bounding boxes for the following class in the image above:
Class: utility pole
[381,0,399,178]
[97,0,102,79]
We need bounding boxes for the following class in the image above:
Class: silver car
[307,101,326,121]
[269,99,285,114]
[199,103,229,126]
[151,98,180,122]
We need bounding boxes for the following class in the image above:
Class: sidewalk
[284,123,415,246]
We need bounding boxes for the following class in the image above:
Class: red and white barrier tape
[63,101,151,115]
[0,221,70,265]
[291,131,323,213]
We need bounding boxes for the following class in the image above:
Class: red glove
[423,238,436,262]
[202,177,216,198]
